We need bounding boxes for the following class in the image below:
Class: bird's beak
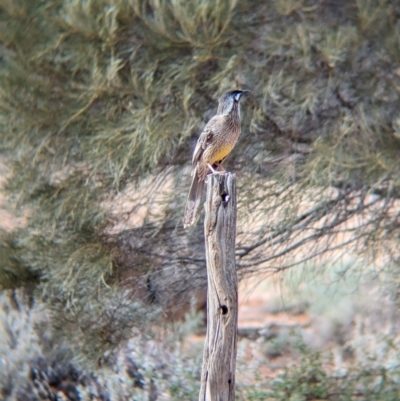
[240,90,251,97]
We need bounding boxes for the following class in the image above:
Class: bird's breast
[209,143,235,163]
[201,116,241,164]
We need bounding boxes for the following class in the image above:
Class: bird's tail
[183,173,205,228]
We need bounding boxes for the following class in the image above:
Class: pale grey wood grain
[199,173,238,401]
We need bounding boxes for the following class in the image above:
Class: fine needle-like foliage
[1,0,400,363]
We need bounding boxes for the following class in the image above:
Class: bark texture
[199,173,238,401]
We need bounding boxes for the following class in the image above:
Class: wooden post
[199,173,238,401]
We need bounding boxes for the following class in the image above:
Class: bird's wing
[191,116,219,167]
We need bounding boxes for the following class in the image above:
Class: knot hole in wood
[221,192,230,205]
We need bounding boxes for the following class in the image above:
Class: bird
[183,89,249,228]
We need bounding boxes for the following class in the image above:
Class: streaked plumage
[183,90,249,228]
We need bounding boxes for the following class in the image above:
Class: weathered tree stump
[199,173,238,401]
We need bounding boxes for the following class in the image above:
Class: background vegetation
[1,0,400,399]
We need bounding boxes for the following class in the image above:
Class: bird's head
[217,90,250,116]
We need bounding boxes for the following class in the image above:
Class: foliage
[2,286,400,401]
[0,289,205,401]
[1,0,400,360]
[269,341,400,401]
[235,340,400,401]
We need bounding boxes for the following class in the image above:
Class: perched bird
[183,90,249,228]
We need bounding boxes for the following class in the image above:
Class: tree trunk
[199,173,238,401]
